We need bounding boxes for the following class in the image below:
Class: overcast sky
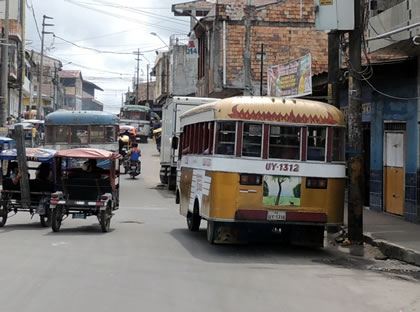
[25,0,190,114]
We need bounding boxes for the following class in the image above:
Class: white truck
[160,96,218,190]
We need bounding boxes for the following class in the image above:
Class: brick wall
[217,0,328,93]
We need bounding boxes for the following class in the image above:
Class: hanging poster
[267,53,312,98]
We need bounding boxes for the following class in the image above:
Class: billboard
[267,53,312,98]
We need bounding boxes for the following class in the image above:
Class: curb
[364,233,420,267]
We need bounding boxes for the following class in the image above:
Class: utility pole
[328,31,340,108]
[347,0,364,242]
[14,125,30,206]
[36,15,54,120]
[259,43,264,96]
[147,63,150,110]
[243,0,252,95]
[0,0,9,126]
[134,49,141,105]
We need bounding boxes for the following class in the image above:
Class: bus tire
[0,203,8,227]
[168,172,176,191]
[51,207,63,232]
[175,189,180,204]
[187,201,201,232]
[207,220,216,244]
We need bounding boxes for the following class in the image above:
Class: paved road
[0,142,419,312]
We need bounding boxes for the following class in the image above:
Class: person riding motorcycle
[128,143,141,174]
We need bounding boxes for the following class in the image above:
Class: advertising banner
[267,53,312,97]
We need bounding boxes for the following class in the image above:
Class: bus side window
[215,121,235,155]
[56,126,69,143]
[71,126,88,144]
[307,127,326,161]
[269,126,300,160]
[46,126,54,144]
[105,127,116,143]
[242,123,262,158]
[332,128,345,161]
[90,126,105,144]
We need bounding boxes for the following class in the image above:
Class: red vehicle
[49,148,121,232]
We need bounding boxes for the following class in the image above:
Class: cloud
[26,0,189,113]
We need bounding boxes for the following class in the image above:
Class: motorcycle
[129,161,141,179]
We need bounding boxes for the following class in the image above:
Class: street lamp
[150,32,169,49]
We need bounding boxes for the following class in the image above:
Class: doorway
[383,128,405,215]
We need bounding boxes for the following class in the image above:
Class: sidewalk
[363,208,420,266]
[345,205,420,266]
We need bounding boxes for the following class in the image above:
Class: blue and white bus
[44,111,119,152]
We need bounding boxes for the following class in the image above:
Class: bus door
[383,131,405,215]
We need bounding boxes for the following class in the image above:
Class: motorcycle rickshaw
[8,122,37,147]
[119,125,136,174]
[0,148,56,227]
[49,148,121,232]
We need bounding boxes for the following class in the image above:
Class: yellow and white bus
[176,96,346,246]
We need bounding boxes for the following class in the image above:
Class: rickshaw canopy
[8,122,33,130]
[55,148,121,160]
[0,148,56,162]
[0,137,15,144]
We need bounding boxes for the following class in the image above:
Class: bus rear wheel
[207,220,216,244]
[187,205,201,232]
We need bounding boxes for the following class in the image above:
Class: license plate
[131,166,137,170]
[72,213,86,219]
[267,210,286,221]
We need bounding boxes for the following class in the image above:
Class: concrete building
[82,80,104,111]
[59,70,104,111]
[31,52,65,116]
[172,0,329,98]
[0,0,25,119]
[168,34,199,96]
[152,51,170,110]
[352,0,420,223]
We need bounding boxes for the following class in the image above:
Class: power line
[26,0,42,42]
[64,0,186,33]
[77,0,189,26]
[46,53,133,76]
[53,35,133,54]
[53,34,168,55]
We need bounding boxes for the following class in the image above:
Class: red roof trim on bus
[228,104,338,125]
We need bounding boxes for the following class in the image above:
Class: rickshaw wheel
[99,204,111,233]
[0,203,8,227]
[40,206,52,227]
[51,207,63,232]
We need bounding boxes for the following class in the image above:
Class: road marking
[120,207,168,211]
[52,241,70,247]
